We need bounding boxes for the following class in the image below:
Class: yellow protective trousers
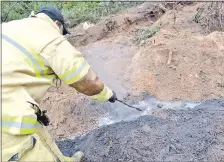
[2,122,73,162]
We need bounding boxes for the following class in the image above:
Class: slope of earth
[129,3,224,100]
[40,85,106,138]
[57,99,224,162]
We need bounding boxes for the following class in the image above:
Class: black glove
[36,110,50,126]
[109,91,117,103]
[27,101,50,126]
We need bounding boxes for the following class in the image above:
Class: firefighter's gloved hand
[108,91,117,103]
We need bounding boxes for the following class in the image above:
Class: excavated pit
[57,98,224,162]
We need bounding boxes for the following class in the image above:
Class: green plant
[133,27,160,45]
[1,1,142,28]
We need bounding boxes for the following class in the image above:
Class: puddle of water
[99,97,201,126]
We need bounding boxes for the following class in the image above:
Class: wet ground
[57,98,224,162]
[98,94,201,126]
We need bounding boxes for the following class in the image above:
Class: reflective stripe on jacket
[2,13,112,135]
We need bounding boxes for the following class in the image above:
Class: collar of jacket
[35,13,61,34]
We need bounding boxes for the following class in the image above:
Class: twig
[210,145,219,161]
[167,50,173,65]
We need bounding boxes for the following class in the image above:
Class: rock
[157,103,164,108]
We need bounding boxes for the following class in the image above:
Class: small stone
[157,103,164,108]
[140,40,145,46]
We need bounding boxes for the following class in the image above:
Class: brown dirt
[130,3,224,100]
[40,2,224,139]
[40,85,101,139]
[66,2,172,47]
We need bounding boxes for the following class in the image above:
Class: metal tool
[116,99,143,111]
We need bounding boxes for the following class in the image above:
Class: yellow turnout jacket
[2,13,113,135]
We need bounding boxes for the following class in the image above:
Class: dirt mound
[57,100,224,162]
[66,2,176,47]
[131,31,224,100]
[41,85,109,139]
[130,3,224,100]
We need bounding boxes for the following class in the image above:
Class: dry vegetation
[194,2,224,32]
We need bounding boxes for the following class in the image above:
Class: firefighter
[2,6,117,162]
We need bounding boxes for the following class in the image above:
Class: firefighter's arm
[40,36,116,102]
[69,68,116,102]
